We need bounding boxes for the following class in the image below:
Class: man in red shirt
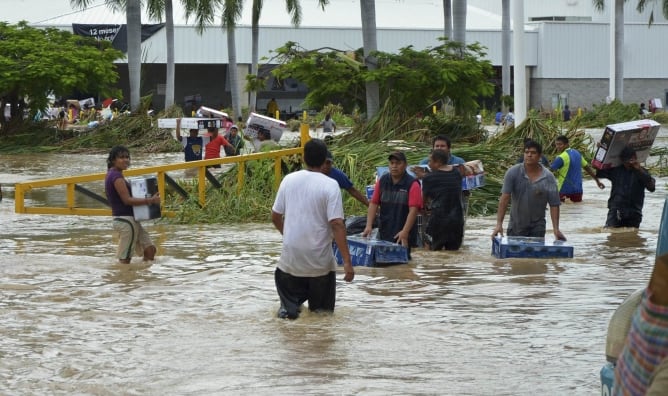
[204,126,236,168]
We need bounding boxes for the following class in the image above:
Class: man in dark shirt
[596,146,656,228]
[420,149,465,250]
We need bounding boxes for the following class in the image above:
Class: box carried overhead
[375,161,485,191]
[592,120,660,170]
[245,112,286,142]
[157,118,225,130]
[197,106,229,119]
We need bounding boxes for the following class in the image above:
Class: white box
[592,119,660,169]
[197,106,229,119]
[129,176,161,221]
[157,118,224,130]
[244,112,286,142]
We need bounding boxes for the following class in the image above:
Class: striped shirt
[614,288,668,395]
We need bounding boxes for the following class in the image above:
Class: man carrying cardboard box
[596,146,656,228]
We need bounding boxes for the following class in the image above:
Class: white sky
[2,0,503,30]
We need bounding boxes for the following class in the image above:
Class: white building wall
[532,22,668,79]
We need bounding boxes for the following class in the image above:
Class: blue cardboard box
[462,173,485,190]
[366,185,375,200]
[492,236,573,259]
[333,236,408,267]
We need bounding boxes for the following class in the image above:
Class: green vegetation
[0,104,180,154]
[2,87,664,224]
[265,39,494,117]
[0,22,123,132]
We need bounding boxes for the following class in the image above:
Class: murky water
[0,138,666,395]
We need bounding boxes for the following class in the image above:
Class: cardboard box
[196,106,229,119]
[333,236,408,267]
[492,236,573,259]
[129,177,161,221]
[462,173,485,190]
[376,166,485,191]
[157,118,225,130]
[244,112,286,142]
[592,120,660,169]
[366,185,375,200]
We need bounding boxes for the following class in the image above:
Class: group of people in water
[104,128,657,320]
[103,111,666,392]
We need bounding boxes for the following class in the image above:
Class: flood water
[0,138,666,395]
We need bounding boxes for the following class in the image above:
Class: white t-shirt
[272,169,344,277]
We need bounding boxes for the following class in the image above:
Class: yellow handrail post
[236,160,245,194]
[274,158,282,191]
[14,183,24,213]
[198,166,206,207]
[157,171,165,206]
[300,122,310,146]
[66,183,75,208]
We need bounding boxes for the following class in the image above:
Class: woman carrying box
[104,145,160,264]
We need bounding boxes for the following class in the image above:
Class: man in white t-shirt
[271,138,354,319]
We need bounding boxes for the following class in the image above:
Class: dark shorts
[560,193,583,202]
[274,268,336,319]
[605,208,642,228]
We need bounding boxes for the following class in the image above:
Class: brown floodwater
[0,142,665,394]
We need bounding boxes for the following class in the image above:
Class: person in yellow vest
[266,98,279,119]
[550,135,604,202]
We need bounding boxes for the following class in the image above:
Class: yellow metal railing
[14,124,311,216]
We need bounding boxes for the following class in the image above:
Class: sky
[2,0,503,30]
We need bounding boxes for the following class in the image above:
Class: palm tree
[126,0,142,112]
[184,0,244,120]
[443,0,452,39]
[636,0,668,24]
[249,0,265,113]
[224,2,243,120]
[360,0,379,119]
[501,0,510,106]
[593,0,668,102]
[146,0,176,109]
[452,0,466,45]
[249,0,329,112]
[593,0,624,101]
[70,0,143,112]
